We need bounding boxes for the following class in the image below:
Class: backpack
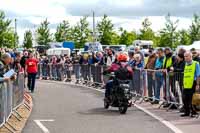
[114,63,131,80]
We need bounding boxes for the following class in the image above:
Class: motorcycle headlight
[120,84,129,88]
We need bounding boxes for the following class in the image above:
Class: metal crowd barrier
[38,63,183,110]
[38,63,106,85]
[131,69,183,110]
[0,73,25,130]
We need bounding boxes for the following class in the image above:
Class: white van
[133,40,153,54]
[133,40,153,49]
[46,48,71,57]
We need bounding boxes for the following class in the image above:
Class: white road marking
[135,105,183,133]
[34,119,54,133]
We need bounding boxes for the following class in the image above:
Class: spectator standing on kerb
[134,46,144,62]
[20,51,29,70]
[151,48,164,104]
[145,52,157,102]
[104,49,115,66]
[127,51,135,67]
[181,51,200,117]
[162,47,176,107]
[0,53,13,82]
[13,52,23,73]
[25,52,38,93]
[191,48,200,64]
[64,56,73,82]
[72,54,81,83]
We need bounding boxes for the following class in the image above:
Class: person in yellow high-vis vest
[162,47,176,108]
[181,52,200,117]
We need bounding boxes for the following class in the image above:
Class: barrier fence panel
[51,64,58,80]
[96,65,103,85]
[73,64,81,82]
[146,70,156,100]
[0,83,5,127]
[13,73,25,110]
[37,63,42,79]
[41,63,49,79]
[91,65,96,84]
[0,73,25,128]
[81,64,90,83]
[132,69,143,95]
[5,81,13,121]
[167,72,183,106]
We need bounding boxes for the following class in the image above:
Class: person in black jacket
[191,49,200,63]
[170,54,185,94]
[20,51,29,70]
[169,48,186,109]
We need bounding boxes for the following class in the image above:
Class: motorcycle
[104,73,133,114]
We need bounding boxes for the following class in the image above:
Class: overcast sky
[0,0,200,44]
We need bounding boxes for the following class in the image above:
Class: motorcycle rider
[103,53,133,101]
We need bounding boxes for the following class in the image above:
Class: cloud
[66,0,200,17]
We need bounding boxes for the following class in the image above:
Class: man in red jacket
[25,52,38,93]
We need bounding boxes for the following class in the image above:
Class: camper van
[46,48,71,57]
[133,40,153,49]
[133,40,153,54]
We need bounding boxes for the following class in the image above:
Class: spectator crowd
[0,46,200,117]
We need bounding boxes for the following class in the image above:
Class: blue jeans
[155,73,163,100]
[42,65,48,78]
[74,65,80,80]
[27,73,37,91]
[147,73,155,98]
[51,67,57,79]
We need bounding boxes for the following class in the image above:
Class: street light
[14,18,17,48]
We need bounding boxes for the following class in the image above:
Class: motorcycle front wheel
[119,105,128,114]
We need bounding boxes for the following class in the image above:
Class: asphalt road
[23,80,174,133]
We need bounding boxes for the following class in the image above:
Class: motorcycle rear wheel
[104,99,110,109]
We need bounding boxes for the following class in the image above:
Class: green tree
[71,16,91,48]
[97,14,114,45]
[119,27,137,46]
[159,14,179,48]
[23,30,33,48]
[111,32,120,44]
[0,11,16,48]
[138,18,155,40]
[179,29,191,45]
[153,34,161,47]
[36,19,52,46]
[189,14,200,44]
[55,20,72,42]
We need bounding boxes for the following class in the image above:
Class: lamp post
[14,18,17,48]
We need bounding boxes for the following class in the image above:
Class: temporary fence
[0,72,25,131]
[130,69,183,110]
[38,63,106,85]
[38,63,184,110]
